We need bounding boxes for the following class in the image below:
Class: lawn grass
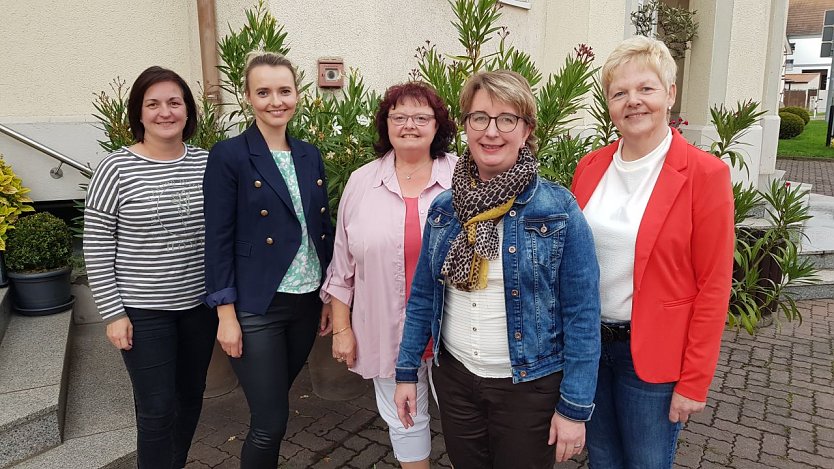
[777,119,834,158]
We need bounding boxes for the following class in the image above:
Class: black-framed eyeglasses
[465,111,525,132]
[388,113,435,126]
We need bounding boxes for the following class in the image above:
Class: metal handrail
[0,123,93,177]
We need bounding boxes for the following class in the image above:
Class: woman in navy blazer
[203,52,334,468]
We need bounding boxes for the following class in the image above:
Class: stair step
[10,321,137,468]
[11,427,136,469]
[0,306,72,467]
[785,268,834,300]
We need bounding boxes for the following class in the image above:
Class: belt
[601,322,631,343]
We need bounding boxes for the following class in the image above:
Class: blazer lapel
[245,125,293,211]
[633,129,689,289]
[573,142,617,209]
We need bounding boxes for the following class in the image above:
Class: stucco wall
[0,0,203,121]
[725,0,771,107]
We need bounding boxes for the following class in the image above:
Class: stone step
[10,320,137,468]
[784,268,834,300]
[0,301,72,467]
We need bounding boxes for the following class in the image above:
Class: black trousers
[231,291,321,469]
[432,349,563,469]
[121,304,218,469]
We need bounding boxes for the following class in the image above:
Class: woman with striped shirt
[84,66,217,469]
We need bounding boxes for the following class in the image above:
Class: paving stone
[348,441,390,467]
[761,432,789,457]
[188,441,231,467]
[731,435,761,462]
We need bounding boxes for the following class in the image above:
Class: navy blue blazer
[203,124,334,315]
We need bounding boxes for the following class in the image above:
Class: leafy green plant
[709,102,819,333]
[411,0,599,185]
[780,106,810,125]
[92,78,133,153]
[779,112,805,139]
[709,100,766,174]
[216,0,296,130]
[5,212,73,273]
[632,0,699,60]
[0,155,35,251]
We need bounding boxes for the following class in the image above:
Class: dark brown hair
[373,82,456,159]
[127,66,198,142]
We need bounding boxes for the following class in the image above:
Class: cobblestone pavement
[777,158,834,196]
[185,299,834,469]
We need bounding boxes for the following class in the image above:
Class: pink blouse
[321,150,457,379]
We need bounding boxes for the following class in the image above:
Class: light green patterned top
[271,150,321,293]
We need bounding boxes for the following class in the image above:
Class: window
[803,68,828,90]
[786,59,794,71]
[789,42,796,53]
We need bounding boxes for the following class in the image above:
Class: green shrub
[778,112,805,139]
[0,154,35,250]
[5,212,73,273]
[780,106,811,124]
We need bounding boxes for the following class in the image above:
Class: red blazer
[571,129,734,401]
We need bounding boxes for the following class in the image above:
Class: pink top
[321,150,457,379]
[404,197,433,361]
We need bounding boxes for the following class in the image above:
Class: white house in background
[784,72,822,111]
[785,0,834,113]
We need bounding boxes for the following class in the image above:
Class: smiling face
[140,81,187,143]
[607,61,676,148]
[245,64,298,131]
[387,98,438,156]
[465,89,531,181]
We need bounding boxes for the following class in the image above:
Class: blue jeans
[586,339,682,469]
[121,304,218,469]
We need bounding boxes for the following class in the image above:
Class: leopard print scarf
[441,145,538,291]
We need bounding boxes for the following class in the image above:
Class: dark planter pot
[308,333,368,401]
[0,251,8,288]
[732,229,784,324]
[8,266,75,316]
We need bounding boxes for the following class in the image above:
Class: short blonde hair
[459,70,538,153]
[243,51,299,95]
[601,36,677,94]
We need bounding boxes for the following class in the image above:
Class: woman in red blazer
[571,36,734,468]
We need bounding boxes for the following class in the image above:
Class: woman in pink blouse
[321,82,457,468]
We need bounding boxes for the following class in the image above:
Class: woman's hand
[332,327,356,367]
[106,317,133,350]
[394,383,418,429]
[548,412,585,463]
[319,303,333,336]
[668,391,706,423]
[217,304,243,358]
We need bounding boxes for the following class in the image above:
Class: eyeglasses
[388,113,435,126]
[465,111,525,132]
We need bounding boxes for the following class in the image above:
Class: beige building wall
[0,0,203,121]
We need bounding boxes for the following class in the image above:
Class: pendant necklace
[396,157,432,180]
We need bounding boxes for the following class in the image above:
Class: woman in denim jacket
[394,70,601,469]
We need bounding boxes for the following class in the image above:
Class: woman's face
[246,65,298,130]
[387,98,437,156]
[606,61,676,143]
[140,81,187,143]
[465,89,531,181]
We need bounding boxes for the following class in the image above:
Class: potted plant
[0,154,35,287]
[5,212,74,315]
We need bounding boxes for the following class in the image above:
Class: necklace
[396,157,432,180]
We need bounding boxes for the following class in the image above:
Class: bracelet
[332,325,351,336]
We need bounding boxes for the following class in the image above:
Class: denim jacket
[395,176,601,421]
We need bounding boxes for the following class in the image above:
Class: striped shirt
[83,145,208,321]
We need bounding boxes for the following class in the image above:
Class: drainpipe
[197,0,221,105]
